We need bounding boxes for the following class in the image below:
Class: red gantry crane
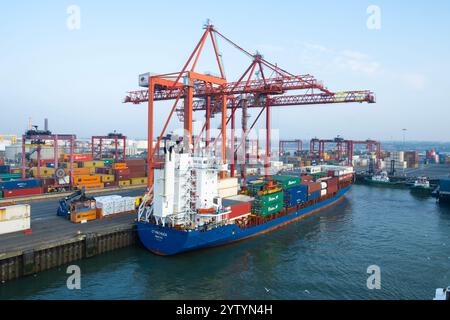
[123,22,376,189]
[310,137,381,168]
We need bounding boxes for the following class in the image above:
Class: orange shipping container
[112,163,128,170]
[72,168,91,175]
[72,175,101,184]
[70,210,97,223]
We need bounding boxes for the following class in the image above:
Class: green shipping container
[0,191,3,199]
[103,159,114,166]
[252,201,283,217]
[253,192,284,206]
[272,175,300,189]
[0,173,22,181]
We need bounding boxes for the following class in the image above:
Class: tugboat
[410,177,433,195]
[364,171,403,187]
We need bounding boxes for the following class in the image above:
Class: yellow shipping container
[81,161,105,168]
[118,180,131,187]
[72,175,102,184]
[130,177,148,185]
[32,167,55,177]
[112,163,128,170]
[99,174,115,182]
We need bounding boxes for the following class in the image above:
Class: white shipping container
[320,182,328,190]
[218,177,239,190]
[0,205,31,222]
[0,217,30,235]
[218,186,239,198]
[321,189,327,197]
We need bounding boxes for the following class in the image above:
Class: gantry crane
[123,23,375,189]
[310,137,381,168]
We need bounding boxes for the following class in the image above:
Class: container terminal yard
[1,4,450,302]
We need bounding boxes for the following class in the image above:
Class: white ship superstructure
[151,144,230,228]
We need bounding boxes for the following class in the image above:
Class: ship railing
[138,188,154,223]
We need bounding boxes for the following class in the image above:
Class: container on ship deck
[3,187,43,198]
[253,191,283,206]
[327,177,339,194]
[302,181,321,194]
[253,201,283,217]
[300,174,313,183]
[308,190,321,201]
[272,175,300,189]
[0,179,41,191]
[224,196,253,220]
[283,185,308,207]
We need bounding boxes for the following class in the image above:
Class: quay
[0,187,145,283]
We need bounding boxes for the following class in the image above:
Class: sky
[1,0,449,142]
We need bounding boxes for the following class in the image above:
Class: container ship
[137,144,354,256]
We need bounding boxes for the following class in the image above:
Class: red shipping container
[129,172,146,179]
[114,168,130,175]
[104,181,118,188]
[327,177,339,193]
[73,154,93,162]
[3,187,43,198]
[303,182,321,194]
[301,175,313,183]
[125,159,146,166]
[227,202,252,220]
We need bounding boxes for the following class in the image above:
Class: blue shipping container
[440,178,450,192]
[309,190,321,201]
[0,179,42,191]
[46,163,55,168]
[0,165,10,174]
[284,185,308,207]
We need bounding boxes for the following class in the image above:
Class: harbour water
[1,184,449,300]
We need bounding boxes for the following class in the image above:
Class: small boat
[410,177,433,195]
[364,172,403,187]
[433,286,450,300]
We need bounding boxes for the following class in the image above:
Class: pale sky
[1,1,449,141]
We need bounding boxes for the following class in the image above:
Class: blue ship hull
[137,186,351,256]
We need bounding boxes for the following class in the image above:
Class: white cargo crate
[0,204,31,222]
[0,217,31,235]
